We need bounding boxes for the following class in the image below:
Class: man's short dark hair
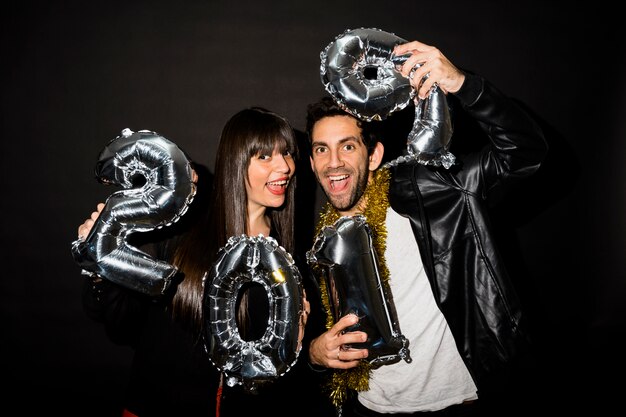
[305,96,380,156]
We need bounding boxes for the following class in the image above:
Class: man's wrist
[307,360,328,373]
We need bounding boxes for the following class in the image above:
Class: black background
[2,1,624,415]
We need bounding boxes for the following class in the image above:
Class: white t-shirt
[358,208,478,413]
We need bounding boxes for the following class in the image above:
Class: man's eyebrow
[311,136,361,147]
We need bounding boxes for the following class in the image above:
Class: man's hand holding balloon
[309,314,369,370]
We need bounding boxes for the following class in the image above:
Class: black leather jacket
[388,72,548,390]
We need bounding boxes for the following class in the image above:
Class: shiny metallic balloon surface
[71,128,196,296]
[307,216,411,365]
[204,234,304,388]
[321,27,455,168]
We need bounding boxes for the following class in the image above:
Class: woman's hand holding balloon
[77,203,105,240]
[393,40,465,100]
[298,290,311,351]
[309,314,369,370]
[301,290,311,324]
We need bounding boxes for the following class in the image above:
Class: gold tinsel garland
[312,168,391,409]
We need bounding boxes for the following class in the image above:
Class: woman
[77,107,327,416]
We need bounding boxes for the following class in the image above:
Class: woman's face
[246,145,295,212]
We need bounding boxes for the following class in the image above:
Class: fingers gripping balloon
[307,216,411,365]
[203,235,305,389]
[71,129,196,296]
[320,27,456,168]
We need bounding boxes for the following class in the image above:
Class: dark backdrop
[2,1,624,416]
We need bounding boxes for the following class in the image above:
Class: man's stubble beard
[319,166,370,213]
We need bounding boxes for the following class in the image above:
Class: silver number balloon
[307,216,411,366]
[71,128,196,296]
[203,235,305,389]
[320,27,455,168]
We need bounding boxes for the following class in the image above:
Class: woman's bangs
[250,129,293,156]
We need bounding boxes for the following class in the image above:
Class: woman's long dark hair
[169,107,298,334]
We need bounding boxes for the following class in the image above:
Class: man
[305,40,548,417]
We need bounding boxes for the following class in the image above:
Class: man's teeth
[329,174,348,181]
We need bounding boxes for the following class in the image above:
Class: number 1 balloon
[71,128,196,297]
[307,216,411,365]
[320,27,456,169]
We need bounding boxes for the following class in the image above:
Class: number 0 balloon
[71,128,196,296]
[203,235,305,389]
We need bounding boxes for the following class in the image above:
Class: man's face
[309,115,383,216]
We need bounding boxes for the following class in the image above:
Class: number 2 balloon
[71,128,196,296]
